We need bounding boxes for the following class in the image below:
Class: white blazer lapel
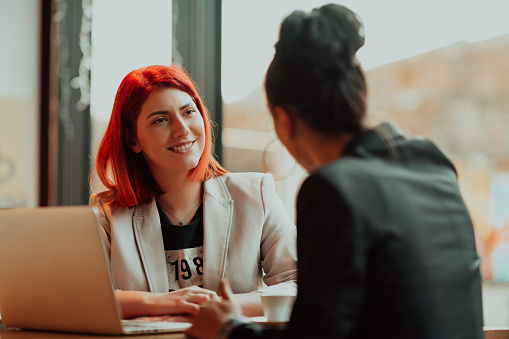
[202,176,234,292]
[132,200,169,293]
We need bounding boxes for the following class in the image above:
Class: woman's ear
[272,106,295,142]
[126,132,141,153]
[130,140,141,153]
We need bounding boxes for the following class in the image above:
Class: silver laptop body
[0,206,191,335]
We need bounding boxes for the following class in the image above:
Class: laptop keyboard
[121,319,191,333]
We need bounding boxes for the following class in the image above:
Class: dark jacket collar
[343,122,407,160]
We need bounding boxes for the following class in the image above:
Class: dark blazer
[228,122,483,339]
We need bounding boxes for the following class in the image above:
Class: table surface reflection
[4,322,507,338]
[0,323,186,339]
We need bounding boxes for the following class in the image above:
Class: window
[221,0,509,285]
[0,1,39,208]
[89,0,172,193]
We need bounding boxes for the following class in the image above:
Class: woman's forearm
[115,286,219,319]
[115,290,161,319]
[115,289,262,319]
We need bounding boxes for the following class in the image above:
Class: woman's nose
[170,117,191,138]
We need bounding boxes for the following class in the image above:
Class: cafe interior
[1,0,509,338]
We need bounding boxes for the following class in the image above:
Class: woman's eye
[152,117,166,124]
[184,109,195,116]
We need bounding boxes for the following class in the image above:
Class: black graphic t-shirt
[158,203,204,291]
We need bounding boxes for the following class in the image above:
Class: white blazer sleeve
[89,193,113,264]
[257,174,298,295]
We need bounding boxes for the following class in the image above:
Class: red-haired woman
[90,65,297,320]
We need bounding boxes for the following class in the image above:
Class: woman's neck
[153,170,203,224]
[306,135,353,171]
[294,121,354,172]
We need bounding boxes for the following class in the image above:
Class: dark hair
[265,4,367,136]
[93,65,227,208]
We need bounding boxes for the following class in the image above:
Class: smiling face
[132,87,206,177]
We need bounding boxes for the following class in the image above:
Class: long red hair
[93,65,227,208]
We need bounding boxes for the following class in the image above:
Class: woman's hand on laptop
[158,286,221,315]
[116,287,220,319]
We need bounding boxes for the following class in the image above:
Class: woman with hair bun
[188,4,483,339]
[90,65,297,319]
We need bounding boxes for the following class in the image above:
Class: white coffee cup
[260,294,296,322]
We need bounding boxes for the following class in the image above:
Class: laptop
[0,206,191,335]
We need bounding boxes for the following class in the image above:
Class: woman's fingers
[218,279,234,302]
[186,300,236,339]
[156,285,230,316]
[171,286,219,299]
[183,293,214,304]
[210,293,221,302]
[159,286,220,315]
[175,299,200,315]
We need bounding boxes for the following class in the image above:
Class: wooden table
[484,327,509,339]
[3,322,504,338]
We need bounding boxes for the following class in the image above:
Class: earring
[260,139,296,181]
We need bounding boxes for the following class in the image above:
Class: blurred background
[1,0,509,326]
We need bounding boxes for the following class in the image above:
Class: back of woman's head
[93,65,226,208]
[265,4,367,136]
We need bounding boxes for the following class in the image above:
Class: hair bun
[265,4,367,136]
[274,4,364,74]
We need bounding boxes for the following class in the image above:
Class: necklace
[160,198,201,225]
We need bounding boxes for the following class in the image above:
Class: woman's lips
[168,140,195,152]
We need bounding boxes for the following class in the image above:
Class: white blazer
[90,172,297,295]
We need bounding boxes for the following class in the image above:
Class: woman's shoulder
[206,172,276,202]
[220,171,272,184]
[90,191,114,208]
[90,191,142,228]
[215,172,275,192]
[89,191,129,217]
